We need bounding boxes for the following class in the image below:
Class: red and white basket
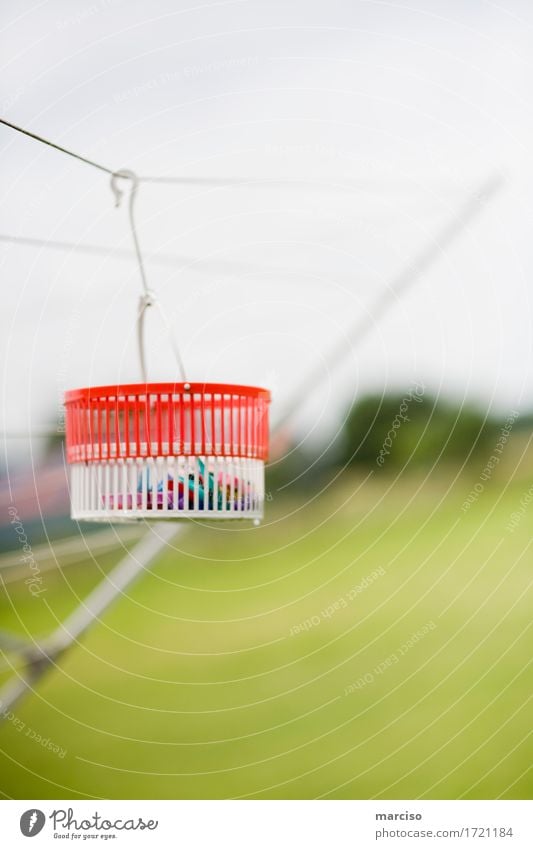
[64,382,270,522]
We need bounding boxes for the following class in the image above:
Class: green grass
[0,467,531,799]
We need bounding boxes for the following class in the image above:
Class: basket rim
[65,382,271,404]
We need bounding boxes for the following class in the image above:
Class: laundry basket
[64,382,270,522]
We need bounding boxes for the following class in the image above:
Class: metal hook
[110,168,136,205]
[110,169,149,297]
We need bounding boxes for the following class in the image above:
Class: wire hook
[110,169,187,384]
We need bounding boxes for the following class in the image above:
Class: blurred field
[0,467,531,800]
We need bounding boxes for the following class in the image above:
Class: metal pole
[0,525,178,715]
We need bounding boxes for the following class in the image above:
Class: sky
[1,0,532,463]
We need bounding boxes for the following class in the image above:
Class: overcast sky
[1,0,532,462]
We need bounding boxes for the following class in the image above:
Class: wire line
[0,118,379,189]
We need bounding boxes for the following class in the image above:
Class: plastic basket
[64,382,270,522]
